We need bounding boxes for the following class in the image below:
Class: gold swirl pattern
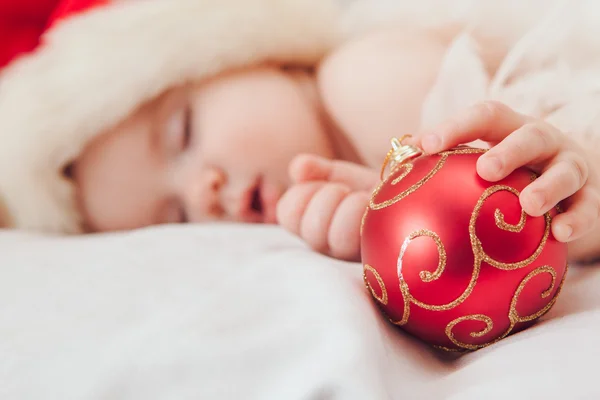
[417,231,446,283]
[391,163,414,185]
[396,229,473,313]
[446,315,494,350]
[362,146,565,351]
[369,148,486,211]
[470,185,550,271]
[396,230,447,283]
[494,208,526,232]
[443,265,565,351]
[390,280,411,326]
[370,157,444,211]
[510,265,558,323]
[440,148,488,156]
[360,206,369,237]
[432,345,466,352]
[363,264,388,305]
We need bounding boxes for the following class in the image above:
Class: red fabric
[0,0,109,69]
[47,0,109,28]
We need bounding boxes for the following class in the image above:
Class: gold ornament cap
[380,135,423,179]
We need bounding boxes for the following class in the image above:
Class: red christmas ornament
[361,137,568,351]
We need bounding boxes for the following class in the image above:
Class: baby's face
[74,67,334,232]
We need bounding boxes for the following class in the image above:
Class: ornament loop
[380,135,423,180]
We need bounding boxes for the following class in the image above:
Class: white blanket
[4,2,600,399]
[1,225,599,399]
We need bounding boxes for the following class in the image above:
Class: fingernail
[554,223,573,241]
[529,191,546,212]
[479,156,502,179]
[422,134,442,152]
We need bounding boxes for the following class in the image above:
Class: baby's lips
[234,177,282,224]
[236,182,261,223]
[261,181,282,224]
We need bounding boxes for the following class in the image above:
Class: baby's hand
[277,154,378,261]
[414,101,600,243]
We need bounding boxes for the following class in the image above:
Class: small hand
[277,154,378,261]
[412,101,600,243]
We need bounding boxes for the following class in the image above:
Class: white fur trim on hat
[0,0,341,233]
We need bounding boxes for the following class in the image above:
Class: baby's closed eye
[166,109,192,156]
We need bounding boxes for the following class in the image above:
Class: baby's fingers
[277,182,351,255]
[551,187,600,242]
[289,154,379,191]
[520,153,589,217]
[327,191,371,260]
[420,101,529,154]
[299,183,351,255]
[276,181,367,261]
[477,121,563,181]
[276,182,325,236]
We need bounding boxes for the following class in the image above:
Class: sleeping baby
[2,0,599,263]
[72,28,600,263]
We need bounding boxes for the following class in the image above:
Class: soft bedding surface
[4,2,600,399]
[1,225,599,400]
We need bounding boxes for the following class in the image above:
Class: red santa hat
[0,0,345,233]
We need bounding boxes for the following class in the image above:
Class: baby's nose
[205,167,226,193]
[184,167,227,222]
